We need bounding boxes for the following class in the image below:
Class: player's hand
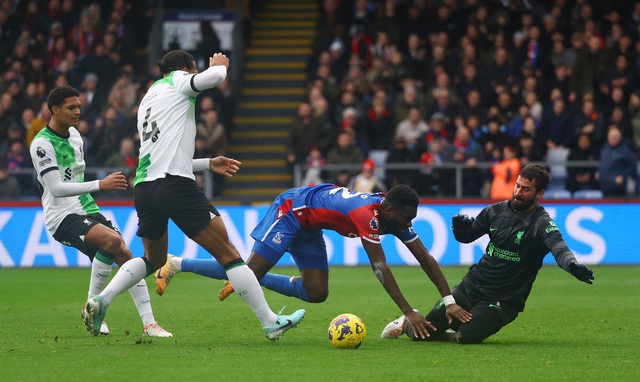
[209,53,229,69]
[569,262,594,284]
[210,156,241,177]
[99,172,128,191]
[404,310,434,340]
[445,304,472,325]
[451,213,474,230]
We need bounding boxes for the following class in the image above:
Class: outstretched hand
[404,310,435,340]
[569,262,594,284]
[209,156,241,177]
[99,172,128,191]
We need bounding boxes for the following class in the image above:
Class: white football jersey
[30,127,100,233]
[134,70,205,185]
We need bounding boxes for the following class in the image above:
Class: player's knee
[306,289,328,303]
[455,326,485,344]
[103,232,126,254]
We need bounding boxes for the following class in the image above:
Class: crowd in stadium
[0,0,234,198]
[290,0,640,198]
[1,0,640,200]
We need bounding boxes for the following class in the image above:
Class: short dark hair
[157,50,195,74]
[519,164,550,192]
[385,184,419,208]
[47,85,80,111]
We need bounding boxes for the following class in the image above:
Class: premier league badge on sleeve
[36,146,51,166]
[370,217,379,230]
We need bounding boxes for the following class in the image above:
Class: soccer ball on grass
[327,313,366,349]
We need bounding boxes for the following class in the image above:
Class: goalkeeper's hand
[569,262,594,284]
[451,213,474,230]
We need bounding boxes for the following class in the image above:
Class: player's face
[53,96,81,127]
[511,176,543,212]
[385,205,417,233]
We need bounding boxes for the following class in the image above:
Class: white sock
[88,257,112,300]
[101,258,148,308]
[127,279,155,327]
[226,264,277,327]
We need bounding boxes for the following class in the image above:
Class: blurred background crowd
[1,0,640,201]
[0,0,235,199]
[290,0,640,199]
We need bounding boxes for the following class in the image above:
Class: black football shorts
[53,212,119,259]
[134,175,219,239]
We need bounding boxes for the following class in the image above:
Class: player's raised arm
[361,239,434,339]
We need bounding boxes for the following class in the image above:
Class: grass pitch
[0,265,638,381]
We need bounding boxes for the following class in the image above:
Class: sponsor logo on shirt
[487,242,520,262]
[545,220,559,233]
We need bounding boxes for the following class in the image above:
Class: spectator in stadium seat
[348,158,386,193]
[490,145,521,200]
[385,135,419,190]
[394,106,428,151]
[0,158,21,199]
[326,131,364,183]
[362,88,394,153]
[596,125,637,197]
[566,133,599,193]
[286,102,334,170]
[441,125,485,197]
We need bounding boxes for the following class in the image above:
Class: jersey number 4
[142,107,160,143]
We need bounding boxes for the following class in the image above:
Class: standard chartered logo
[487,242,521,262]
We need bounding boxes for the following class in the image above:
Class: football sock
[259,273,310,302]
[88,252,113,300]
[182,258,227,279]
[101,258,149,308]
[224,259,277,327]
[127,278,155,327]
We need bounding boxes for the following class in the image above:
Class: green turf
[0,265,638,381]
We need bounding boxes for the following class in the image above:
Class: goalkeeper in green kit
[381,164,594,344]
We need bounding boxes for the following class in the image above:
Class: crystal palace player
[381,164,594,344]
[155,183,472,339]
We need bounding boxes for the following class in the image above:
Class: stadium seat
[369,149,389,180]
[544,189,572,199]
[573,189,604,199]
[546,147,570,190]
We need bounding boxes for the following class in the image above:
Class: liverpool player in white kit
[30,85,171,337]
[84,50,305,340]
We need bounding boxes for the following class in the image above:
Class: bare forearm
[371,261,414,314]
[421,256,453,297]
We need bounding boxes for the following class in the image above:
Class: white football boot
[143,322,173,337]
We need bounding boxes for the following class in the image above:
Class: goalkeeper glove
[451,213,474,230]
[569,262,594,284]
